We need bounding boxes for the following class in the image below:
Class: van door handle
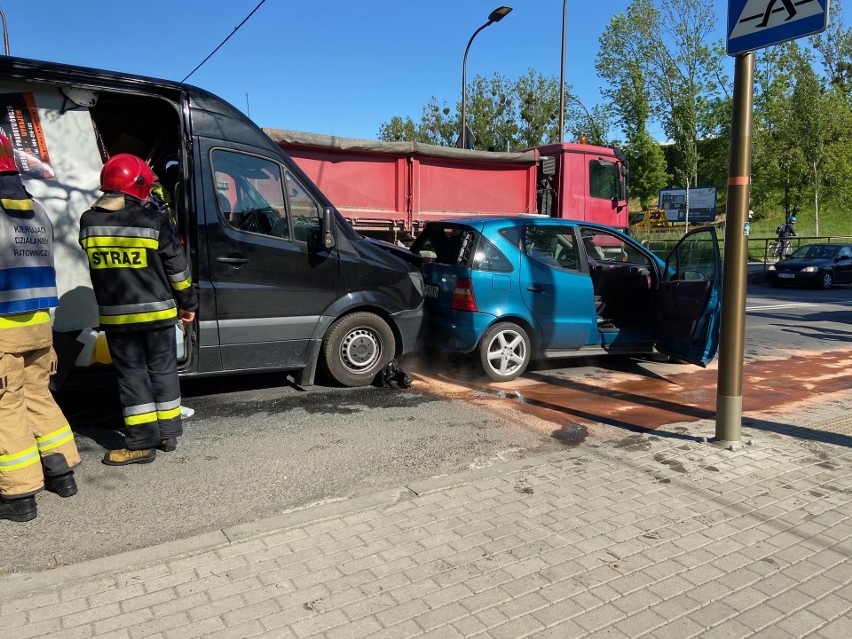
[217,256,250,266]
[526,285,545,293]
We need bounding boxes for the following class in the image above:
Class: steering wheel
[557,252,577,269]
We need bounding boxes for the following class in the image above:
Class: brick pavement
[1,398,851,639]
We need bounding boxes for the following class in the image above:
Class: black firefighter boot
[0,495,37,522]
[45,471,78,498]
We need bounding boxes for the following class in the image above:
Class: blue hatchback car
[410,216,722,381]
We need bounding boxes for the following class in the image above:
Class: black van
[0,56,424,387]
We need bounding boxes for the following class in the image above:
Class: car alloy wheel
[478,322,531,382]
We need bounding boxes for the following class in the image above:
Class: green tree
[377,70,609,150]
[419,98,461,146]
[812,0,852,219]
[813,0,852,98]
[753,43,829,222]
[596,0,727,195]
[565,100,610,146]
[514,70,561,148]
[596,0,653,138]
[377,116,426,144]
[792,55,828,232]
[597,29,668,209]
[671,96,699,226]
[626,130,669,209]
[818,89,852,213]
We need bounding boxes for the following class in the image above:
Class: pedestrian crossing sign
[727,0,831,56]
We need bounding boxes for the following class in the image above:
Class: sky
[5,1,846,142]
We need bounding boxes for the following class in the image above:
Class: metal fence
[641,234,852,269]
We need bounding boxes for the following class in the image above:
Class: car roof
[805,242,850,246]
[800,243,851,249]
[423,215,619,234]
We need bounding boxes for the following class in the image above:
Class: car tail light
[451,278,477,312]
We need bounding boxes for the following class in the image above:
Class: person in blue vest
[0,133,81,522]
[79,154,197,465]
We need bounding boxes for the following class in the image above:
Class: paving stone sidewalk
[2,403,851,639]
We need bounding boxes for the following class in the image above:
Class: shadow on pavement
[517,368,852,449]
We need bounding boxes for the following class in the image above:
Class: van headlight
[408,270,425,296]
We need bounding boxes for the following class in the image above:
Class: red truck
[264,129,629,242]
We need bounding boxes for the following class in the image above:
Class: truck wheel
[322,312,395,387]
[478,322,530,382]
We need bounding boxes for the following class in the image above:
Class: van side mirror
[322,206,336,250]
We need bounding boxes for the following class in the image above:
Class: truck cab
[534,142,629,232]
[0,56,424,387]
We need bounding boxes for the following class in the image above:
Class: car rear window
[412,226,472,265]
[412,226,511,272]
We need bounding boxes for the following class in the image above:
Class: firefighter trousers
[0,347,81,497]
[106,326,183,450]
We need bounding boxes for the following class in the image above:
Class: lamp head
[488,6,512,22]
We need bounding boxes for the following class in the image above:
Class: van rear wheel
[322,312,395,387]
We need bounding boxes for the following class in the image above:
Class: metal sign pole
[714,52,755,447]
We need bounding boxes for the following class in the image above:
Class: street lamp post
[461,6,512,149]
[559,0,567,143]
[0,7,9,56]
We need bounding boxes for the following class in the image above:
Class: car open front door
[654,226,721,366]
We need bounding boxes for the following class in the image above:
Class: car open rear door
[654,227,721,366]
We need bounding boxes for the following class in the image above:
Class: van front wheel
[322,312,396,387]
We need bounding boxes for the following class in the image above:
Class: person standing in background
[0,133,81,522]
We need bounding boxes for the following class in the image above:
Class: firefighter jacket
[0,176,58,353]
[78,194,198,332]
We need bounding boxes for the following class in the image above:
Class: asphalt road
[2,282,850,576]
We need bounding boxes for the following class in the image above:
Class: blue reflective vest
[0,197,59,318]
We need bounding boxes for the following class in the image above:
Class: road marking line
[747,301,852,311]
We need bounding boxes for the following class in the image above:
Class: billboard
[658,187,717,223]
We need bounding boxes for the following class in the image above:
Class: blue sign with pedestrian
[727,0,831,56]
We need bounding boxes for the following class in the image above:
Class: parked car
[767,243,852,289]
[409,216,722,381]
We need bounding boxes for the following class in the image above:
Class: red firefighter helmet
[100,154,156,200]
[0,133,19,173]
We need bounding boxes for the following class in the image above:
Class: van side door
[202,143,339,371]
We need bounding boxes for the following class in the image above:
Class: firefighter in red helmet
[0,133,81,522]
[78,154,198,465]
